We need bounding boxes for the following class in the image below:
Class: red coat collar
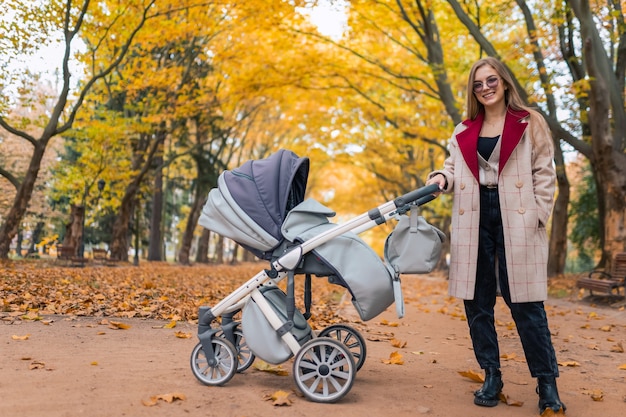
[456,109,529,182]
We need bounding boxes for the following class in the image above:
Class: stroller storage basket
[242,285,312,364]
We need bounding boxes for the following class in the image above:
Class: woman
[425,57,566,414]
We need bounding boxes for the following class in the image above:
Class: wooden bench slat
[57,245,87,266]
[576,252,626,296]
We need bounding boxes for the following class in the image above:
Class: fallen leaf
[382,351,404,365]
[500,352,517,361]
[541,406,566,416]
[557,361,580,367]
[610,342,624,353]
[158,393,186,403]
[142,392,186,406]
[164,320,177,329]
[12,334,30,340]
[619,364,626,370]
[391,338,407,348]
[21,311,43,321]
[458,369,484,383]
[29,360,46,370]
[264,390,292,406]
[91,361,98,366]
[590,390,604,401]
[174,331,192,339]
[141,398,158,407]
[501,394,524,406]
[254,360,289,376]
[108,321,131,330]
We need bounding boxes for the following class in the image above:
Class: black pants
[463,187,559,378]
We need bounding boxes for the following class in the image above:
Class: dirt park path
[1,273,625,417]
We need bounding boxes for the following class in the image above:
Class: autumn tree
[564,0,626,269]
[285,0,624,273]
[0,0,156,259]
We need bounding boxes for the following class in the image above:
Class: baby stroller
[190,149,441,403]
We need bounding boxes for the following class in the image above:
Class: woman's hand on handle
[426,174,446,196]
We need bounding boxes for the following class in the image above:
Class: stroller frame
[191,182,440,403]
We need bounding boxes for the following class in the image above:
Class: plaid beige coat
[429,109,556,303]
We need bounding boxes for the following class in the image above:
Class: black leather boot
[537,376,566,413]
[474,368,503,407]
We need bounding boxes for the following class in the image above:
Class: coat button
[518,208,526,214]
[459,209,465,215]
[515,181,523,188]
[460,183,466,190]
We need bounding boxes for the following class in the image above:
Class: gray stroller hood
[198,149,309,259]
[282,199,395,321]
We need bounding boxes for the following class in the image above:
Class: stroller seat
[280,198,395,321]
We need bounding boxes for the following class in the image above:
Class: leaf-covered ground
[0,260,347,325]
[1,260,625,417]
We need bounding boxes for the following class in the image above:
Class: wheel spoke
[306,375,322,393]
[299,360,318,371]
[328,375,345,391]
[299,370,318,382]
[330,368,350,380]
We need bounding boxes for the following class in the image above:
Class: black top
[478,135,499,160]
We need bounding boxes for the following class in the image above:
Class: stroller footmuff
[190,149,440,403]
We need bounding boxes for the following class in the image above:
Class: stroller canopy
[199,149,309,257]
[224,149,309,240]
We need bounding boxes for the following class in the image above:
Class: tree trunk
[0,142,48,258]
[109,191,137,262]
[215,235,225,264]
[62,205,85,257]
[242,248,256,262]
[178,182,205,265]
[548,152,570,276]
[148,157,164,261]
[230,244,239,264]
[569,0,626,266]
[27,220,45,255]
[195,229,210,263]
[15,231,23,257]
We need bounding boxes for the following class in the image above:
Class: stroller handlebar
[394,184,441,208]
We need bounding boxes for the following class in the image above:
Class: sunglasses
[473,76,500,93]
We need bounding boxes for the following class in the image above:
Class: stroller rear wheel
[190,338,237,386]
[293,337,356,403]
[318,324,367,371]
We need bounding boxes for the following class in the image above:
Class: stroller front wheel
[190,338,238,386]
[318,324,367,371]
[232,329,255,372]
[293,337,356,403]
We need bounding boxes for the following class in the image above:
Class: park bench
[57,244,87,267]
[92,248,108,263]
[576,252,626,296]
